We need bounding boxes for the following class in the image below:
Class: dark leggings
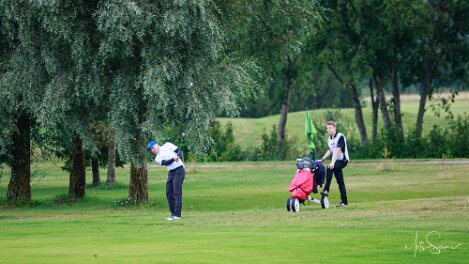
[324,160,348,205]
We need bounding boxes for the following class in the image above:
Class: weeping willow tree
[36,0,104,200]
[0,1,50,204]
[2,1,257,203]
[97,1,258,202]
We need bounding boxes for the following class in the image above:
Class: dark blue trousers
[166,166,185,217]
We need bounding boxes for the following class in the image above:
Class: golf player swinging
[147,141,185,221]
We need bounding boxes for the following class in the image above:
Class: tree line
[1,0,467,205]
[227,0,467,147]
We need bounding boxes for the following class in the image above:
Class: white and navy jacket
[328,132,349,162]
[154,143,184,171]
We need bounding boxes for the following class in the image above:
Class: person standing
[147,140,185,220]
[318,121,349,207]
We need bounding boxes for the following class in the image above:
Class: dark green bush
[348,113,469,159]
[205,121,245,161]
[257,125,299,160]
[448,114,469,157]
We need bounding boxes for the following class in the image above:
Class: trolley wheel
[321,195,329,209]
[286,198,291,211]
[291,198,300,212]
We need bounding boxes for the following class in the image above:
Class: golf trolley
[286,157,329,213]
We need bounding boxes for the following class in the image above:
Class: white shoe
[167,216,181,221]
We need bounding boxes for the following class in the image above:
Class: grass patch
[0,161,468,263]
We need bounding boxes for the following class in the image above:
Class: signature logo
[405,231,462,257]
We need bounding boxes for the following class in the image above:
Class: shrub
[347,113,469,159]
[205,121,245,161]
[448,114,469,157]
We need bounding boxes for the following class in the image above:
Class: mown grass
[219,95,469,149]
[0,161,468,263]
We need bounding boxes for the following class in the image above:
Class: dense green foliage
[0,1,260,160]
[1,0,467,157]
[0,1,263,202]
[221,0,468,155]
[0,1,467,204]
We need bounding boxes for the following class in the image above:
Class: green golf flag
[305,111,316,150]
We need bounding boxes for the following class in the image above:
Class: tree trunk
[129,162,148,202]
[375,78,392,130]
[69,134,86,199]
[278,56,293,141]
[7,110,32,204]
[416,83,430,139]
[106,145,116,186]
[348,80,368,147]
[369,78,379,142]
[91,157,100,187]
[391,65,404,141]
[416,68,434,139]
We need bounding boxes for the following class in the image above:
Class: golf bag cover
[289,169,313,201]
[312,161,325,193]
